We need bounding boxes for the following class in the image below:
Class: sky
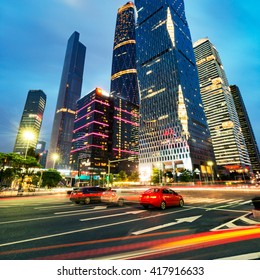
[0,0,259,153]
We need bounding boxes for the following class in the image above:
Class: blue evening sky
[0,0,259,153]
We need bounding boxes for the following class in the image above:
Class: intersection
[0,188,259,260]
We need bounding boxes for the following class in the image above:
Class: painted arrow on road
[132,215,202,235]
[80,210,146,222]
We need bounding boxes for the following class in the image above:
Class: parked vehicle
[101,189,139,206]
[139,187,184,210]
[69,186,107,204]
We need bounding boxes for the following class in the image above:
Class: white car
[101,189,139,206]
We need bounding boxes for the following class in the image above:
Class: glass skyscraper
[135,0,215,181]
[111,1,139,105]
[13,90,46,156]
[110,2,139,174]
[193,38,251,172]
[46,31,86,169]
[230,85,260,173]
[111,96,139,174]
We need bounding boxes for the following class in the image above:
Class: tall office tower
[111,2,139,105]
[111,96,139,174]
[13,90,46,156]
[70,88,113,181]
[110,2,139,174]
[46,31,86,169]
[230,85,260,173]
[193,38,251,172]
[135,0,215,181]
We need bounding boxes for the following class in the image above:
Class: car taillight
[150,195,157,199]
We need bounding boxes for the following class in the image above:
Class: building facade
[110,1,140,174]
[111,1,139,105]
[46,31,86,169]
[230,85,260,173]
[70,88,113,182]
[35,141,47,168]
[111,96,139,174]
[135,0,215,181]
[193,38,251,173]
[13,90,46,156]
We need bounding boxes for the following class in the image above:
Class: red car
[140,187,184,210]
[69,187,107,204]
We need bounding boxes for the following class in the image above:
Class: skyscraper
[193,38,251,172]
[13,90,46,156]
[46,31,86,169]
[135,0,215,181]
[230,85,260,173]
[111,1,139,105]
[70,88,113,182]
[111,96,139,174]
[110,2,139,174]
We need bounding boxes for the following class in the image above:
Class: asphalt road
[0,188,260,260]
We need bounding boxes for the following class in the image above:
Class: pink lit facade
[70,88,113,176]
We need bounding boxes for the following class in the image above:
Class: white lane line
[237,200,252,206]
[215,252,260,260]
[34,204,74,210]
[0,207,110,225]
[227,200,244,205]
[35,204,75,210]
[0,208,191,247]
[80,210,146,222]
[55,206,108,215]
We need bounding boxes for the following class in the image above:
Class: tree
[151,167,162,184]
[128,171,140,182]
[0,153,8,186]
[27,147,40,161]
[179,169,193,182]
[41,169,62,188]
[164,171,174,183]
[118,170,128,181]
[0,153,41,188]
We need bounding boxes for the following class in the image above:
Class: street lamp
[23,130,35,159]
[207,161,214,183]
[107,156,136,186]
[52,153,59,169]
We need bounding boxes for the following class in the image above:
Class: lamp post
[207,161,214,183]
[23,130,35,159]
[107,156,136,186]
[52,153,59,169]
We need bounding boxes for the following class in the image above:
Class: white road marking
[236,200,252,206]
[55,205,108,215]
[240,216,260,225]
[34,204,74,210]
[211,213,259,231]
[185,205,249,213]
[226,200,244,205]
[0,206,109,225]
[215,252,260,260]
[0,208,191,247]
[80,210,146,221]
[132,215,202,235]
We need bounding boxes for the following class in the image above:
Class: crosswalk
[186,197,252,207]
